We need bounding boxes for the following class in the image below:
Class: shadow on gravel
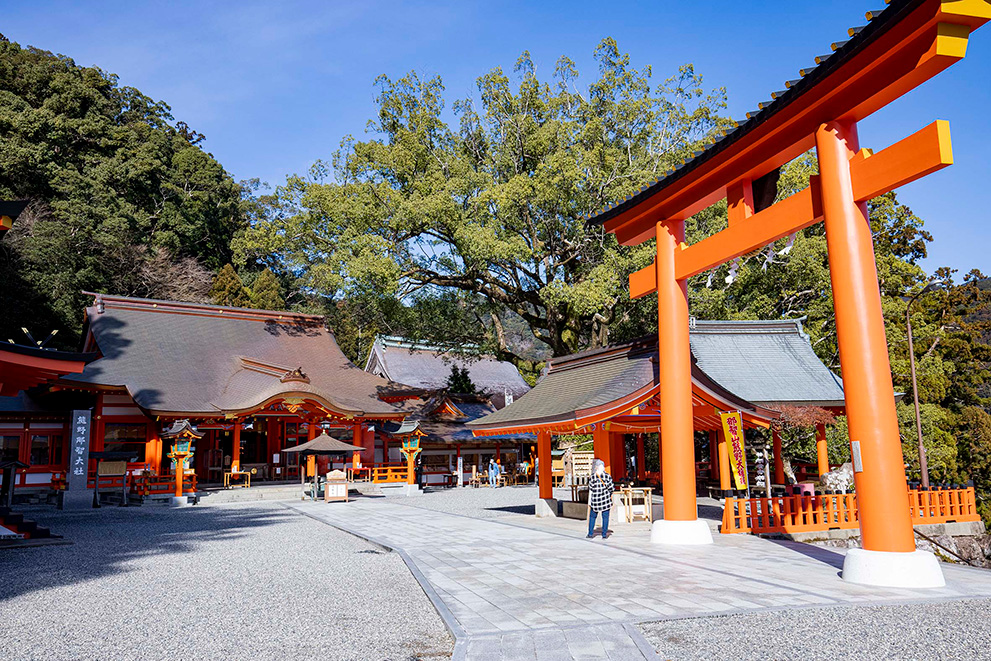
[484,505,535,515]
[0,505,293,603]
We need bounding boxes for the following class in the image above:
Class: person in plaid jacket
[587,459,614,539]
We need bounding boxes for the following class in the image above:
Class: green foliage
[0,38,248,346]
[446,366,477,394]
[210,264,250,308]
[249,268,285,310]
[236,41,731,360]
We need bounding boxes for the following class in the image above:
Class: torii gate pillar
[650,219,712,545]
[816,120,943,587]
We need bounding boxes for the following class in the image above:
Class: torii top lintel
[590,0,989,257]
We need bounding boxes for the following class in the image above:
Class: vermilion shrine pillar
[536,430,553,516]
[652,219,712,544]
[772,428,785,486]
[636,433,646,482]
[231,421,242,472]
[592,425,612,474]
[610,432,627,480]
[717,426,730,493]
[815,423,829,477]
[816,120,940,585]
[707,430,719,482]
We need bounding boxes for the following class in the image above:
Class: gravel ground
[0,501,452,661]
[393,485,571,519]
[640,599,991,660]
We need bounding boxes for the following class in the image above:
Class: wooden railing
[722,486,980,535]
[132,473,197,496]
[51,469,197,496]
[371,464,409,484]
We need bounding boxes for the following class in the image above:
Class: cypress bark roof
[63,294,408,418]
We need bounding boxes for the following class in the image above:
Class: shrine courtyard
[4,487,991,661]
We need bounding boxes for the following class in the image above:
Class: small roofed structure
[469,336,779,506]
[282,433,363,456]
[380,394,534,486]
[469,336,777,436]
[364,336,530,409]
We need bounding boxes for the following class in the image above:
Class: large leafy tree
[0,36,248,346]
[236,40,731,362]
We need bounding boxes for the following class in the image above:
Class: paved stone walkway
[288,499,991,660]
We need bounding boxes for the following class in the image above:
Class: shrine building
[0,294,419,493]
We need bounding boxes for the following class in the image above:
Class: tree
[210,264,250,307]
[447,365,477,394]
[249,268,284,310]
[0,38,249,346]
[236,40,731,362]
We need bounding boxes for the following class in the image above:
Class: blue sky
[5,1,989,277]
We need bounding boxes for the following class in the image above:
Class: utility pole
[905,282,942,489]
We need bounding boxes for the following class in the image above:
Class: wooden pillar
[232,421,242,472]
[816,120,914,554]
[537,430,552,499]
[611,433,627,480]
[657,219,698,522]
[636,433,646,482]
[592,425,612,474]
[773,428,785,486]
[495,441,501,465]
[717,426,731,492]
[708,430,719,481]
[816,423,829,478]
[382,438,390,465]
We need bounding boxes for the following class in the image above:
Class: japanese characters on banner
[720,411,748,490]
[67,410,92,491]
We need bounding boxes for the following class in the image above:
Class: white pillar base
[650,518,713,545]
[842,548,945,588]
[169,496,189,508]
[535,497,558,518]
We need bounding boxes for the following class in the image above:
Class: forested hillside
[0,35,251,347]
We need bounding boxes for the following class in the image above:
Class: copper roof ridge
[690,319,801,334]
[547,336,655,372]
[81,292,324,323]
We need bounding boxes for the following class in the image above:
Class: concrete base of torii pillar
[650,518,713,545]
[842,548,945,588]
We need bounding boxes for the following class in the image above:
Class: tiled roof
[470,320,846,430]
[468,335,762,430]
[689,320,845,408]
[63,295,407,418]
[364,336,530,399]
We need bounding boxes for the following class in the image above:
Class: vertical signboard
[60,409,93,509]
[457,456,464,487]
[68,410,92,490]
[720,411,748,490]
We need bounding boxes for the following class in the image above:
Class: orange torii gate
[589,0,989,587]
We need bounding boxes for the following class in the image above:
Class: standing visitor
[587,459,614,539]
[488,458,499,487]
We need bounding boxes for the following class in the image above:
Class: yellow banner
[720,411,748,490]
